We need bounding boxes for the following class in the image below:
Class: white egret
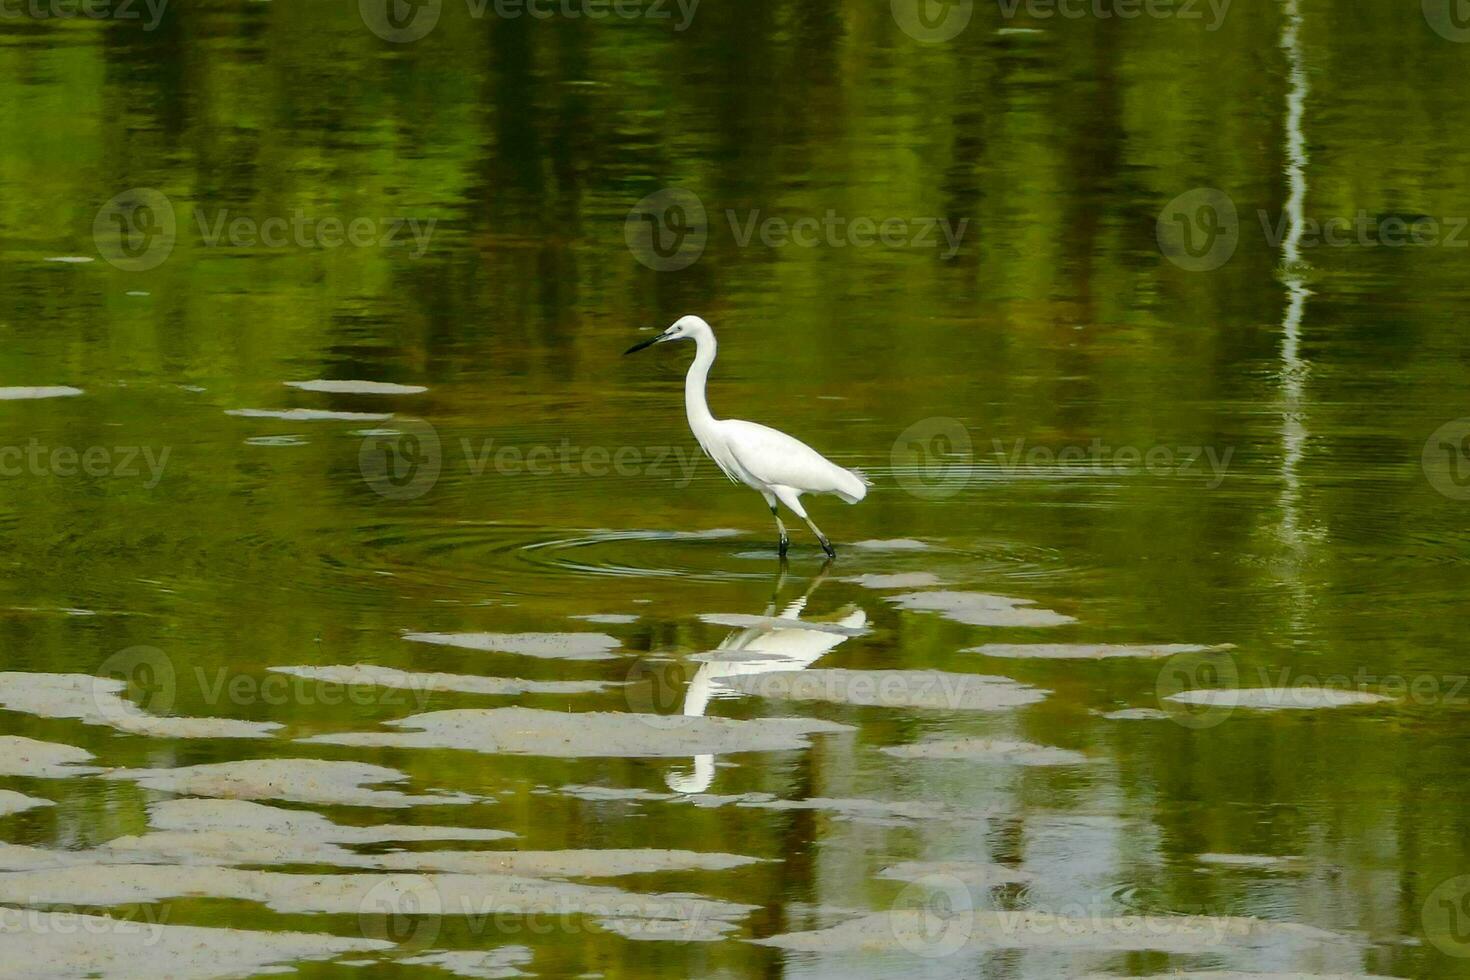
[625,315,869,558]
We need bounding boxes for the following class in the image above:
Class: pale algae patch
[572,614,640,625]
[96,825,761,878]
[881,737,1089,766]
[402,947,532,978]
[147,798,511,841]
[1198,853,1301,868]
[0,672,280,739]
[698,614,868,636]
[270,664,616,696]
[1075,974,1396,979]
[0,790,52,816]
[559,785,986,825]
[404,631,622,660]
[1163,689,1393,710]
[970,643,1233,660]
[0,911,388,980]
[103,758,476,807]
[851,539,934,551]
[721,669,1048,711]
[0,735,102,777]
[0,866,758,929]
[755,910,1351,955]
[226,408,394,421]
[843,572,943,589]
[1098,707,1172,721]
[877,860,1034,887]
[597,916,741,942]
[284,379,428,395]
[886,591,1075,627]
[0,386,83,400]
[301,706,853,758]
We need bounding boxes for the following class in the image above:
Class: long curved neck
[684,331,718,432]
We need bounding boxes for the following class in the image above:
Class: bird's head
[624,314,711,354]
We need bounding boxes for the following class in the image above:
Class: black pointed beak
[624,334,662,355]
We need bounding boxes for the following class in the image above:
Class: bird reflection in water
[666,564,867,793]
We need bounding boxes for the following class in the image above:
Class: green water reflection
[1,0,1470,976]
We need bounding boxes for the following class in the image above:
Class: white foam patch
[876,860,1033,886]
[246,435,307,447]
[560,785,979,825]
[270,664,615,697]
[0,866,757,929]
[301,706,853,758]
[0,911,388,979]
[147,798,512,842]
[886,591,1074,627]
[103,759,476,807]
[1163,688,1393,710]
[1197,853,1298,868]
[284,380,428,395]
[698,614,868,636]
[881,737,1088,766]
[43,256,94,263]
[597,916,741,942]
[843,572,943,589]
[755,910,1351,955]
[722,669,1048,711]
[971,643,1232,660]
[404,632,622,660]
[0,790,52,816]
[0,672,279,739]
[0,735,102,777]
[0,386,83,400]
[1098,707,1172,721]
[851,539,934,551]
[572,614,640,625]
[402,948,532,978]
[226,408,393,421]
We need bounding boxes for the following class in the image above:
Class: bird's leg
[802,515,836,559]
[771,505,790,558]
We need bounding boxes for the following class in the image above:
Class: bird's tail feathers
[835,466,871,504]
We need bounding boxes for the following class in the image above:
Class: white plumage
[625,314,868,558]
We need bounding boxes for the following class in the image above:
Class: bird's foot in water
[819,537,836,560]
[778,536,790,558]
